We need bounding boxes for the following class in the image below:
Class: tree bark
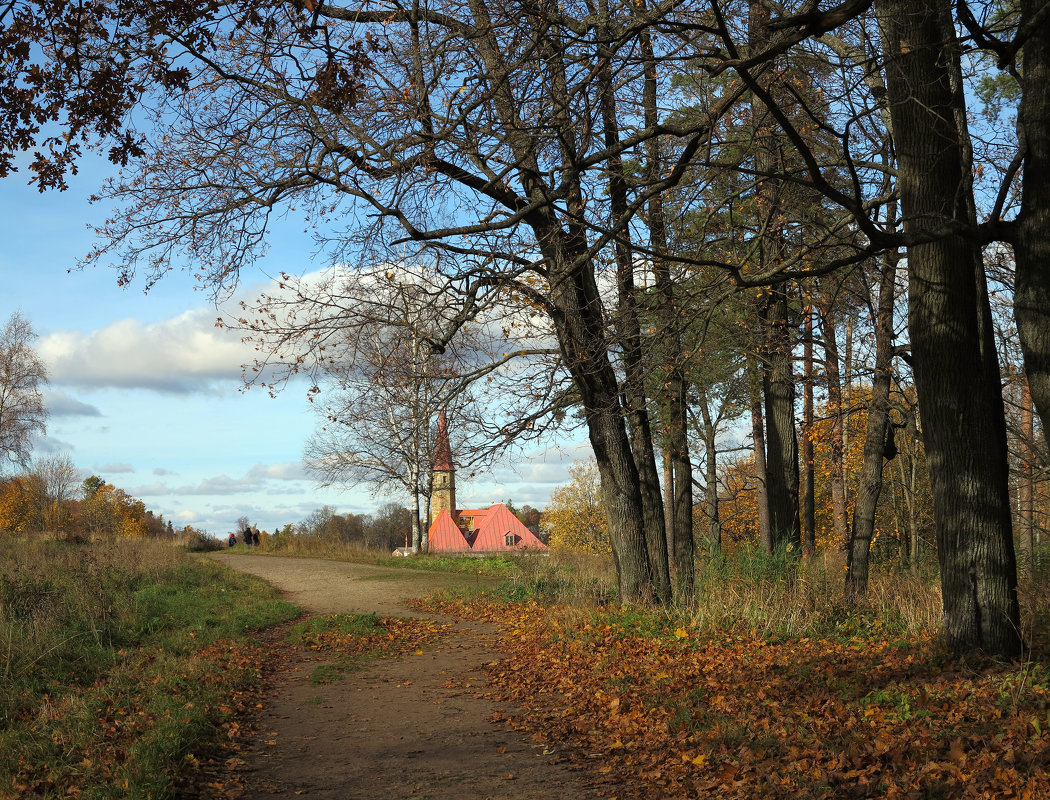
[464,0,656,602]
[845,239,899,601]
[748,355,772,551]
[819,297,849,548]
[750,0,799,553]
[642,13,693,600]
[596,2,671,603]
[700,388,722,557]
[876,0,1021,657]
[1014,0,1050,450]
[801,298,816,556]
[1020,382,1036,573]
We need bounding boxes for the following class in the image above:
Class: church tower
[430,410,457,526]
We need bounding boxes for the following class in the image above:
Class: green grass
[0,536,299,800]
[233,534,524,577]
[286,612,387,643]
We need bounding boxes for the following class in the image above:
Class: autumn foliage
[425,595,1050,800]
[541,459,611,554]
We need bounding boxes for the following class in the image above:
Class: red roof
[425,503,547,553]
[427,509,472,552]
[470,504,548,551]
[433,410,454,471]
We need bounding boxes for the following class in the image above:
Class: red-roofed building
[427,509,474,552]
[426,414,547,553]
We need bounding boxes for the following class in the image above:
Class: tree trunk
[663,447,675,561]
[876,0,1021,657]
[700,389,722,557]
[641,14,692,600]
[1014,0,1050,449]
[748,355,772,551]
[845,238,899,601]
[1020,383,1036,574]
[819,298,849,548]
[411,478,424,553]
[596,7,671,603]
[762,289,801,552]
[801,298,816,556]
[750,0,799,554]
[464,0,657,603]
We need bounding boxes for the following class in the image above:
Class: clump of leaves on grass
[287,612,449,685]
[288,612,447,657]
[0,537,298,800]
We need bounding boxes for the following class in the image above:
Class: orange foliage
[716,454,760,548]
[0,475,42,532]
[428,597,1050,800]
[718,387,933,555]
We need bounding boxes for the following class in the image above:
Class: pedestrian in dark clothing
[229,532,237,548]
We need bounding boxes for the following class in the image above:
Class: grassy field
[226,533,524,575]
[0,537,299,800]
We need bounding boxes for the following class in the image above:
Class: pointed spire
[433,409,454,471]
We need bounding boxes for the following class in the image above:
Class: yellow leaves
[673,628,689,640]
[543,458,610,554]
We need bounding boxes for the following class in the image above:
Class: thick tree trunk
[877,0,1021,657]
[1020,384,1036,573]
[464,0,657,603]
[662,448,675,559]
[845,241,899,601]
[596,12,671,603]
[1015,0,1050,448]
[750,1,799,553]
[547,249,655,602]
[762,289,801,552]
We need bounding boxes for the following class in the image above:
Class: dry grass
[0,536,188,686]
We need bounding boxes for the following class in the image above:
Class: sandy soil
[194,553,595,800]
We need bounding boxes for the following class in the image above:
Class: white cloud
[38,310,253,394]
[153,467,176,476]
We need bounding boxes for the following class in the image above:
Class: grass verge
[0,537,299,800]
[226,536,523,576]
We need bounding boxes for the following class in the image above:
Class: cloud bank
[39,310,253,394]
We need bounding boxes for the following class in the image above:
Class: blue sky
[0,156,585,536]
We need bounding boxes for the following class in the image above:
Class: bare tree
[239,264,564,553]
[33,453,80,533]
[0,312,49,472]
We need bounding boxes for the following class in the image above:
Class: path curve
[197,553,594,800]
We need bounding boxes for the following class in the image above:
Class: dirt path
[201,554,595,800]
